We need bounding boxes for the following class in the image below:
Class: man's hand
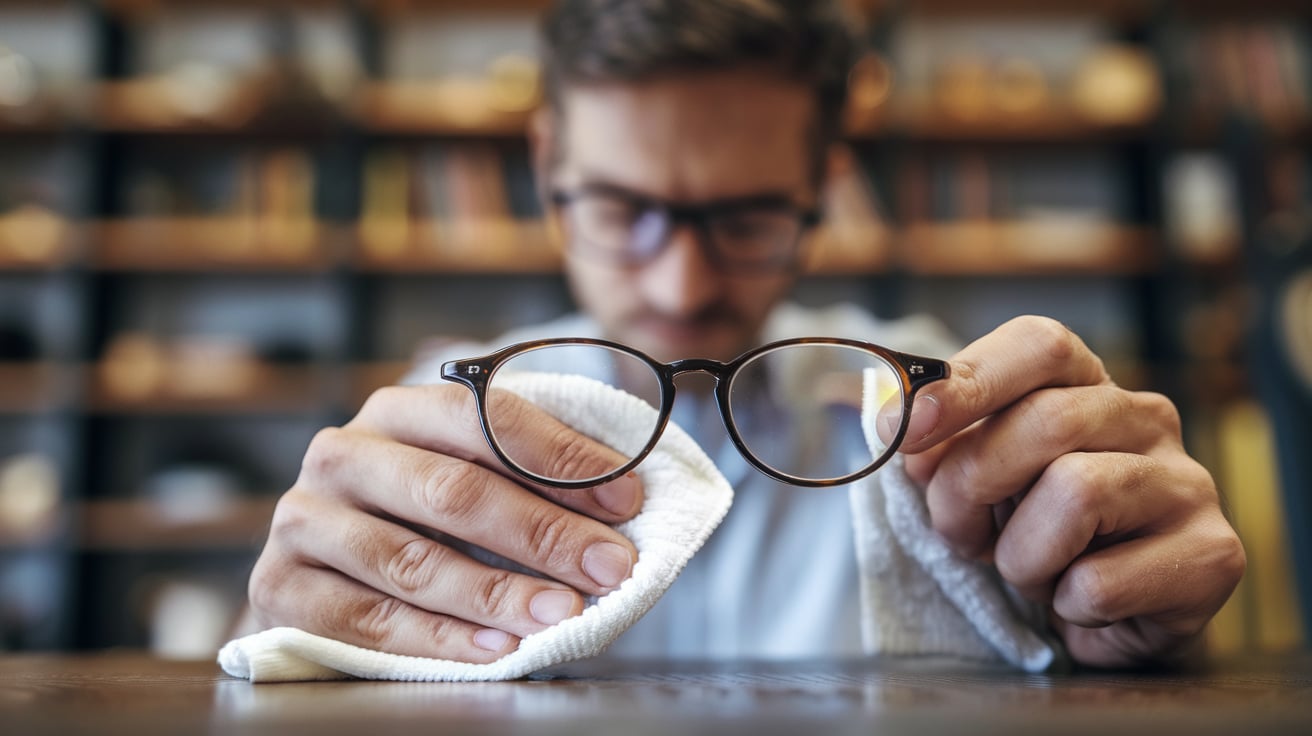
[896,316,1245,668]
[244,384,643,663]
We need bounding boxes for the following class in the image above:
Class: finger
[1049,509,1245,633]
[352,384,644,522]
[991,452,1191,600]
[897,316,1112,456]
[924,388,1184,557]
[248,549,519,663]
[297,431,636,596]
[280,493,585,637]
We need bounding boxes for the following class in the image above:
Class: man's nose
[637,223,721,316]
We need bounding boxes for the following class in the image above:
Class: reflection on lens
[726,343,904,482]
[486,344,663,484]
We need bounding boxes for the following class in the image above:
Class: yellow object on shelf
[1209,400,1304,654]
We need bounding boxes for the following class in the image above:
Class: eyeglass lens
[483,342,906,485]
[486,344,664,484]
[726,343,904,482]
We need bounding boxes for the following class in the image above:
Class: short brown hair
[539,0,859,167]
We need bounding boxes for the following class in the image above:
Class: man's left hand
[895,316,1246,668]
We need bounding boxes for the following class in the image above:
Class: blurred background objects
[0,0,1306,658]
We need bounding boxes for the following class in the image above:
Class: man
[242,0,1244,668]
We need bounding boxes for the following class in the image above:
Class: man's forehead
[554,71,816,198]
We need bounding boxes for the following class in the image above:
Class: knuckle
[471,569,519,621]
[1135,390,1183,436]
[939,451,989,506]
[524,506,576,569]
[1215,528,1248,590]
[1044,454,1110,518]
[947,358,990,417]
[544,432,609,483]
[358,384,406,419]
[412,459,489,524]
[267,490,312,540]
[1024,388,1090,451]
[385,538,446,597]
[431,383,486,436]
[350,595,407,649]
[1026,316,1080,364]
[246,555,286,617]
[1062,560,1123,624]
[299,426,350,485]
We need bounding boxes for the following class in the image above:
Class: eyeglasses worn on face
[551,187,820,272]
[440,337,948,489]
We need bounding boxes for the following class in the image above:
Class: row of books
[1167,23,1311,127]
[0,148,1257,271]
[7,4,1311,134]
[897,151,1124,225]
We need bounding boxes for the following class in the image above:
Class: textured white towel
[220,367,1059,682]
[219,372,734,682]
[852,368,1058,672]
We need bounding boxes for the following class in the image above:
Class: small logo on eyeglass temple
[466,366,482,375]
[910,364,925,375]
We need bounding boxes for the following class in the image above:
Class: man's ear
[528,105,565,250]
[529,106,557,207]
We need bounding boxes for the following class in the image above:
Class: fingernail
[529,589,577,626]
[473,628,510,651]
[594,472,641,516]
[582,541,633,590]
[903,393,941,445]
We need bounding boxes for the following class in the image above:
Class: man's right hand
[243,383,644,663]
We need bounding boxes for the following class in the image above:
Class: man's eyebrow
[572,177,800,209]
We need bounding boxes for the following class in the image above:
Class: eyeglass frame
[550,185,822,272]
[440,336,950,490]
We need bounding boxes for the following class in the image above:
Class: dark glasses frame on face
[551,185,821,272]
[440,337,949,490]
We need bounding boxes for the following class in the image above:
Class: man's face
[543,69,819,364]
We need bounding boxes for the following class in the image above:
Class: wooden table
[3,652,1311,735]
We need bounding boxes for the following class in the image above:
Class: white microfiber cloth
[218,372,734,682]
[220,367,1060,682]
[852,368,1059,672]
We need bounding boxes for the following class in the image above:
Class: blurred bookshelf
[0,0,1308,657]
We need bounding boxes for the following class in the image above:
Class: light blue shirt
[406,303,958,660]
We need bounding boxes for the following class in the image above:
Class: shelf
[1171,0,1312,18]
[0,518,60,552]
[881,0,1152,20]
[89,361,332,415]
[352,96,1160,143]
[899,221,1158,276]
[367,0,553,15]
[95,218,338,272]
[0,211,80,270]
[858,104,1156,143]
[354,219,561,273]
[0,110,81,135]
[804,226,894,274]
[97,78,271,134]
[0,362,77,414]
[354,81,536,137]
[77,497,276,551]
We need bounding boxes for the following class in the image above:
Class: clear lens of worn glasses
[553,189,818,271]
[441,338,949,489]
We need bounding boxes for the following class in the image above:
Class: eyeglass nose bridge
[665,357,730,380]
